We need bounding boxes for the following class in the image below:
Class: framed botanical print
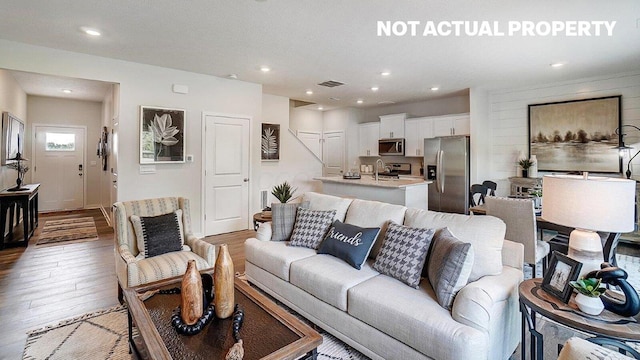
[261,123,280,161]
[140,106,185,164]
[2,112,25,165]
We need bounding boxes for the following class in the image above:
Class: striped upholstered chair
[113,197,215,301]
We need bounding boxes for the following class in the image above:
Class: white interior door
[33,125,85,211]
[323,130,345,176]
[204,115,250,235]
[296,130,322,160]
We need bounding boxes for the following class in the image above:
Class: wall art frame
[140,106,185,164]
[2,112,25,165]
[541,251,583,304]
[261,123,280,161]
[528,95,622,173]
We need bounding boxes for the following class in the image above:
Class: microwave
[378,138,405,156]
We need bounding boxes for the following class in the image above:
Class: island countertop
[314,176,432,189]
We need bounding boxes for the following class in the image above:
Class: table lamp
[542,174,635,278]
[615,125,640,179]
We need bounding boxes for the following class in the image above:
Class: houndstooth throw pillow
[288,207,336,249]
[373,222,435,288]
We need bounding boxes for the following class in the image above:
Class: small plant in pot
[271,181,296,203]
[518,159,535,178]
[570,278,606,315]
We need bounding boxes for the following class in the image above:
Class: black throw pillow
[318,220,380,269]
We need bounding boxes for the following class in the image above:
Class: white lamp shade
[542,175,635,233]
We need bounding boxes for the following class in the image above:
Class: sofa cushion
[131,210,184,258]
[245,238,316,281]
[426,228,474,310]
[289,208,336,249]
[290,255,379,311]
[271,202,308,241]
[348,275,487,360]
[344,199,407,259]
[317,220,380,270]
[372,222,434,288]
[404,208,505,282]
[302,192,353,222]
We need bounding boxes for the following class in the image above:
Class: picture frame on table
[542,251,583,304]
[139,106,185,164]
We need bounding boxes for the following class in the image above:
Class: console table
[508,177,542,197]
[0,183,39,249]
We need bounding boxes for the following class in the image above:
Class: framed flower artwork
[140,106,185,164]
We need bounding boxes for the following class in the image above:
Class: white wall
[323,107,364,172]
[100,87,114,212]
[27,96,103,207]
[289,104,323,133]
[362,94,470,123]
[261,94,322,204]
[469,88,491,184]
[0,39,262,235]
[488,71,640,194]
[0,69,28,190]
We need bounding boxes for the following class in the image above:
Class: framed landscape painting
[528,95,622,173]
[140,106,185,164]
[261,123,280,161]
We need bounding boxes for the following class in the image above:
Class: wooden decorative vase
[181,260,204,325]
[214,244,235,319]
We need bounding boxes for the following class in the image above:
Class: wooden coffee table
[124,274,322,360]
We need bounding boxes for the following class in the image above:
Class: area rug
[22,305,368,360]
[36,217,99,246]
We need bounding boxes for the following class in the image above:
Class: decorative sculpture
[225,304,245,360]
[215,244,235,318]
[584,263,640,317]
[181,260,203,325]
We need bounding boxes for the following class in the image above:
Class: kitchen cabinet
[432,113,470,137]
[379,113,406,139]
[404,117,434,157]
[358,122,379,156]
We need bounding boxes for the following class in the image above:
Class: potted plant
[528,187,542,209]
[570,278,606,315]
[271,181,296,203]
[518,159,535,178]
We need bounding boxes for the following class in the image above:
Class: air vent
[318,80,344,88]
[378,101,396,105]
[328,97,341,101]
[260,190,269,209]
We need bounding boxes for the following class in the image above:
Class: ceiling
[10,71,112,102]
[1,1,639,108]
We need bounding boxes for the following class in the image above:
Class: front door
[204,115,250,235]
[33,125,85,211]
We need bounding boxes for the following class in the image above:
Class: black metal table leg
[520,301,544,360]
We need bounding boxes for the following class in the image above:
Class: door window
[45,133,75,151]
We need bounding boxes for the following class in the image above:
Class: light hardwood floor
[0,209,253,360]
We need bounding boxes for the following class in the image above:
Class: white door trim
[31,123,88,209]
[200,111,253,237]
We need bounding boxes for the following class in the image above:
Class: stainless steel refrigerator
[424,136,470,214]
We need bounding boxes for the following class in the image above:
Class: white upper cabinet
[405,117,434,157]
[432,113,470,137]
[379,113,406,139]
[358,122,380,157]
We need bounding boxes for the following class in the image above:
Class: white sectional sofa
[245,192,524,360]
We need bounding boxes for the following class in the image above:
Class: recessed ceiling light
[381,71,391,76]
[318,106,324,110]
[306,90,313,95]
[80,27,101,36]
[356,99,364,104]
[430,87,439,91]
[550,62,565,68]
[61,89,72,94]
[260,66,271,72]
[371,87,379,91]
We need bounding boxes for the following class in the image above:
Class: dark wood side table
[253,212,271,231]
[519,278,640,360]
[0,183,39,250]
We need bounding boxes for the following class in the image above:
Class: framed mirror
[2,112,25,165]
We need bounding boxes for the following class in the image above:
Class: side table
[0,183,40,250]
[253,212,271,231]
[519,278,640,360]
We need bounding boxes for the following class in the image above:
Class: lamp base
[568,229,603,278]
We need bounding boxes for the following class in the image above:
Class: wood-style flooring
[0,209,253,360]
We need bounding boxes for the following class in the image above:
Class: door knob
[243,178,249,182]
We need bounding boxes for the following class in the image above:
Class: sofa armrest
[502,239,524,270]
[451,266,523,334]
[185,234,216,266]
[115,244,139,288]
[256,221,272,241]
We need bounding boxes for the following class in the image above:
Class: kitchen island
[315,176,432,209]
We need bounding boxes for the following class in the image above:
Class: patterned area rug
[36,217,99,246]
[22,304,368,360]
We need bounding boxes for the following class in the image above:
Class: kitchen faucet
[375,158,385,181]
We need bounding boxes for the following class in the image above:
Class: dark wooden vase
[181,260,204,325]
[214,244,235,319]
